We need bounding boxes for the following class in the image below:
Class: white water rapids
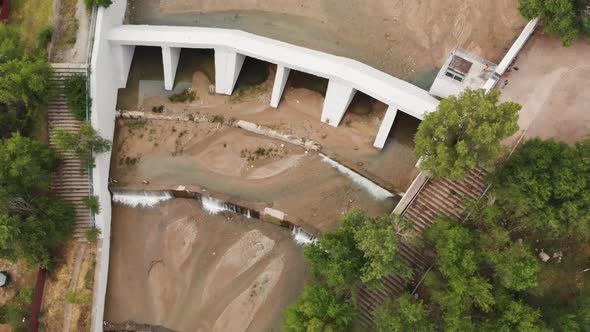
[111,190,174,207]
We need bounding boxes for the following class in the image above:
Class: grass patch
[168,89,197,103]
[7,0,53,49]
[65,290,91,305]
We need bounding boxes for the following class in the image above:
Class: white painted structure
[105,24,440,148]
[429,48,497,99]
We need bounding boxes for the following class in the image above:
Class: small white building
[429,48,498,99]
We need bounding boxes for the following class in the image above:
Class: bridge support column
[214,49,245,95]
[162,46,181,91]
[113,45,135,88]
[373,106,398,148]
[270,65,290,108]
[321,80,356,127]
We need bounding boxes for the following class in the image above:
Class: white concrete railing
[483,18,539,91]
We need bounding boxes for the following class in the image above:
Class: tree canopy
[303,210,414,290]
[283,283,357,332]
[0,25,24,64]
[373,293,434,332]
[414,89,520,180]
[518,0,590,46]
[489,137,590,239]
[0,134,75,268]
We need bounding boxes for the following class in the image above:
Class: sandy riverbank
[105,199,307,331]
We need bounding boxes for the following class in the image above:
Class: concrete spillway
[201,195,254,218]
[319,153,394,201]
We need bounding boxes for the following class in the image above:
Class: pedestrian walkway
[48,63,92,238]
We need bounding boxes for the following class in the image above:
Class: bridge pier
[162,46,181,91]
[270,65,290,108]
[214,49,245,95]
[373,106,398,148]
[113,45,135,87]
[321,80,356,127]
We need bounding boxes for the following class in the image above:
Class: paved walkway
[500,33,590,145]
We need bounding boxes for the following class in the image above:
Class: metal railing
[85,5,98,226]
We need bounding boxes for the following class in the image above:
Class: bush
[84,226,101,243]
[37,27,53,50]
[168,89,196,103]
[82,195,100,214]
[151,105,164,113]
[63,74,88,120]
[84,0,112,8]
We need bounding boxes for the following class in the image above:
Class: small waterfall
[112,190,173,208]
[319,154,394,201]
[291,226,317,245]
[201,196,258,219]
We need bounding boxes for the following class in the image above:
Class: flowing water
[291,226,317,245]
[111,190,174,207]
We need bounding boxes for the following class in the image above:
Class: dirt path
[62,242,87,332]
[500,34,590,146]
[105,199,308,331]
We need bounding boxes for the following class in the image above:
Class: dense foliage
[284,210,416,331]
[414,89,520,180]
[63,74,88,120]
[0,134,75,268]
[283,284,357,332]
[374,294,434,332]
[518,0,590,46]
[0,26,54,138]
[490,137,590,239]
[304,210,414,290]
[52,121,112,169]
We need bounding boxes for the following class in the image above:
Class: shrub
[151,105,164,113]
[84,0,112,8]
[168,89,196,103]
[37,27,53,50]
[82,195,100,214]
[52,122,111,169]
[63,74,88,120]
[84,226,101,243]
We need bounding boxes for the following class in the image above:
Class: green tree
[487,242,540,291]
[373,293,435,332]
[518,0,582,46]
[0,25,24,63]
[0,195,75,268]
[414,89,520,180]
[52,121,111,169]
[0,133,60,197]
[481,300,549,332]
[0,55,55,113]
[304,210,414,290]
[283,284,356,332]
[490,138,590,239]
